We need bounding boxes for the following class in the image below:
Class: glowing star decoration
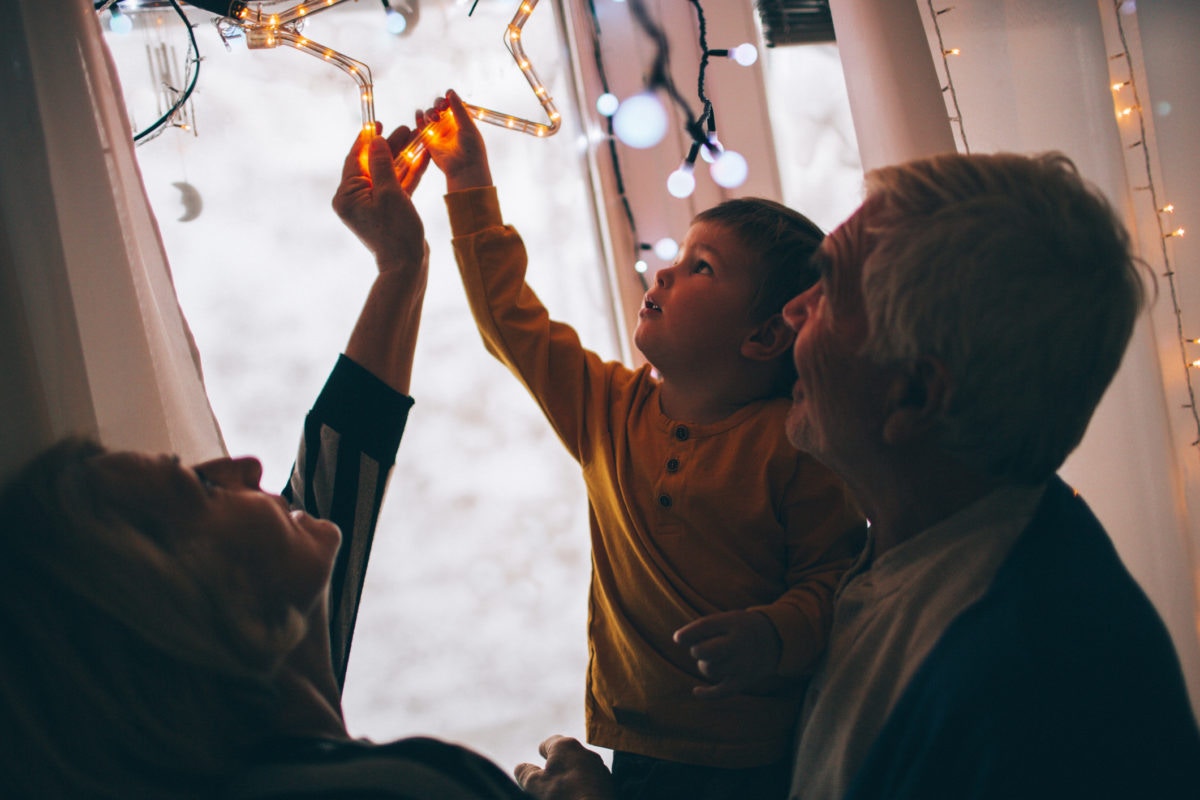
[395,0,562,166]
[214,0,377,133]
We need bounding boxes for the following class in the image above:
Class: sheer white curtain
[830,0,1200,717]
[0,0,224,480]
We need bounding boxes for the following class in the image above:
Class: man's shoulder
[847,481,1200,797]
[879,476,1198,764]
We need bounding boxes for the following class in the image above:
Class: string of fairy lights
[96,0,202,143]
[928,1,1195,452]
[924,0,969,153]
[589,0,759,287]
[1107,1,1196,449]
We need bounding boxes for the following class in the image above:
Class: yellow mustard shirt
[447,186,864,768]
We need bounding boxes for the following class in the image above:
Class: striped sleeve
[282,354,414,689]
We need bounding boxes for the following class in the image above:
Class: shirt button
[666,458,680,473]
[673,425,689,441]
[658,493,673,508]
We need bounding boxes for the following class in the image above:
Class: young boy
[418,90,864,800]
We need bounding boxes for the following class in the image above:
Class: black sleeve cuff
[310,354,414,464]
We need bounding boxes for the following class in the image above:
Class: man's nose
[782,289,812,331]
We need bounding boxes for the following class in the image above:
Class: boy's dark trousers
[611,750,791,800]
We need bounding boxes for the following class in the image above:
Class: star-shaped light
[216,0,377,132]
[208,0,561,152]
[396,0,562,164]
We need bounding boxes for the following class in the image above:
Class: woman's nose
[195,456,263,490]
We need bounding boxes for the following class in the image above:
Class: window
[106,0,611,770]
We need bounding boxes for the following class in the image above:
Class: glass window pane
[762,42,864,233]
[106,0,608,771]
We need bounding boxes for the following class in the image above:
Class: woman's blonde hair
[0,438,308,797]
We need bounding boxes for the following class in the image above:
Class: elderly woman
[0,124,527,799]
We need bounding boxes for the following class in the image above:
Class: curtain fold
[0,0,224,481]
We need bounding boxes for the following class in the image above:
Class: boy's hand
[418,89,493,192]
[332,123,429,274]
[674,610,782,700]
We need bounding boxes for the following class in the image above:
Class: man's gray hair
[860,152,1147,483]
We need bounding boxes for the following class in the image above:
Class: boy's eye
[693,261,713,275]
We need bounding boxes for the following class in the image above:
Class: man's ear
[881,356,951,445]
[741,314,796,362]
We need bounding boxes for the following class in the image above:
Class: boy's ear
[741,314,796,362]
[881,356,952,445]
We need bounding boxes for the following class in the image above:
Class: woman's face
[85,451,341,618]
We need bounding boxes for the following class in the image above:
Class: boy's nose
[655,264,676,287]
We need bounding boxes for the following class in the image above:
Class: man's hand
[673,610,782,700]
[514,735,615,800]
[417,89,493,192]
[331,123,429,274]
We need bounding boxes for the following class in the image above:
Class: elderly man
[515,152,1200,800]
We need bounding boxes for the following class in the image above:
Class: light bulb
[386,9,408,35]
[731,43,758,66]
[109,8,134,34]
[595,92,619,117]
[654,237,679,261]
[699,132,721,163]
[667,164,696,198]
[635,259,649,274]
[710,149,748,188]
[612,92,668,149]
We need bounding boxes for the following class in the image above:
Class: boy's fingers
[673,615,721,645]
[386,124,414,154]
[446,89,473,125]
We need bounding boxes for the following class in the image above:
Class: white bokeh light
[699,132,721,163]
[612,91,668,149]
[666,163,696,198]
[653,237,679,261]
[386,9,408,35]
[731,43,758,67]
[595,92,619,117]
[710,149,748,188]
[108,8,133,34]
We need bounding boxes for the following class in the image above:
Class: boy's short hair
[693,197,825,322]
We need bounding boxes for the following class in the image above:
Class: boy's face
[634,220,764,376]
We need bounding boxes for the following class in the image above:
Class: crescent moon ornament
[173,181,203,222]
